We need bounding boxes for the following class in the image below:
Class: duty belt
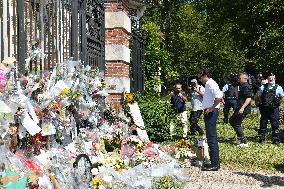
[225,97,237,100]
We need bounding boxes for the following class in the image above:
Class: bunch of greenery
[138,95,183,142]
[141,21,178,95]
[151,176,185,189]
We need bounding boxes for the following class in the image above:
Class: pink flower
[0,69,7,91]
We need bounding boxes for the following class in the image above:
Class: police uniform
[222,84,238,123]
[258,83,284,144]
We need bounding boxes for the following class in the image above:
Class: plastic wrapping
[0,54,189,189]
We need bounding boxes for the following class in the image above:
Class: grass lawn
[186,110,284,173]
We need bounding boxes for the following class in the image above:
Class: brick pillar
[104,0,131,110]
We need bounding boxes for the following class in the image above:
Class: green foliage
[138,95,182,142]
[144,78,163,96]
[151,176,185,189]
[165,3,245,83]
[194,0,284,84]
[141,21,178,95]
[143,0,284,85]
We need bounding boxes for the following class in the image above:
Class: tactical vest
[225,84,238,100]
[261,84,280,108]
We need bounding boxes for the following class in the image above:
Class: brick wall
[105,0,131,111]
[104,0,129,13]
[107,93,124,111]
[105,61,129,78]
[105,28,130,47]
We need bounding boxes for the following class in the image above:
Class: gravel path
[181,162,284,189]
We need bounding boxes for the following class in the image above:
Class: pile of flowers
[0,57,187,189]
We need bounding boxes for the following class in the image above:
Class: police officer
[229,73,253,147]
[257,73,284,145]
[222,74,238,124]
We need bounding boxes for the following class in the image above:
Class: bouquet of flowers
[174,140,193,160]
[102,134,121,153]
[122,135,144,152]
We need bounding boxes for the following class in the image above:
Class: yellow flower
[59,88,69,98]
[125,93,135,104]
[91,177,107,189]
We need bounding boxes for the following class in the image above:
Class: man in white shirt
[198,68,223,171]
[188,79,204,136]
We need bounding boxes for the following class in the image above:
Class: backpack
[261,84,280,108]
[225,84,238,99]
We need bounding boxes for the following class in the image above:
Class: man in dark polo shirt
[171,83,188,139]
[229,73,253,148]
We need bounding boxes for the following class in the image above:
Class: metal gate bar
[0,0,105,75]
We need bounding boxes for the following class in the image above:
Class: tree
[194,0,284,83]
[166,3,245,84]
[141,21,178,95]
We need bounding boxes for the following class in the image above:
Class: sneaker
[239,143,249,148]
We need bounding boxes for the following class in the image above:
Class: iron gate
[80,0,105,70]
[130,18,145,94]
[0,0,105,74]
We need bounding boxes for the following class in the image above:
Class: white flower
[91,168,99,175]
[175,152,180,159]
[98,166,106,173]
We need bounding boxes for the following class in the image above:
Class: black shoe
[202,163,211,168]
[189,132,196,136]
[201,164,220,171]
[182,136,188,140]
[259,139,265,144]
[272,141,280,146]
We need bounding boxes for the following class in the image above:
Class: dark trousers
[189,110,204,135]
[223,99,237,123]
[259,107,280,142]
[204,109,219,167]
[229,110,247,143]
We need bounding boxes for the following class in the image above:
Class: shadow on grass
[218,135,260,144]
[235,171,284,187]
[217,137,236,144]
[274,164,284,173]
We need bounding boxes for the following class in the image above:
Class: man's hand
[178,93,187,101]
[239,107,244,114]
[205,107,214,114]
